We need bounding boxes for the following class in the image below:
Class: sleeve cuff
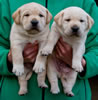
[78,51,98,79]
[0,50,13,75]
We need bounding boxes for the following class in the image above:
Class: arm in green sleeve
[79,40,98,79]
[78,0,98,79]
[0,0,13,75]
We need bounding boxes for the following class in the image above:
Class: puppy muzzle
[71,26,79,33]
[71,26,81,37]
[30,20,40,31]
[31,20,39,26]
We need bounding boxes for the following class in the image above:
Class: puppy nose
[71,26,79,32]
[31,20,38,26]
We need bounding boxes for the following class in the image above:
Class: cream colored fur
[10,2,52,95]
[41,7,94,96]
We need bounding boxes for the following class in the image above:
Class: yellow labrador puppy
[10,2,52,95]
[41,7,94,96]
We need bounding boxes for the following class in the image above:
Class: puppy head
[12,2,52,34]
[54,7,94,37]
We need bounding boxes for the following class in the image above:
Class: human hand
[7,41,39,64]
[55,37,72,66]
[23,41,39,64]
[55,37,86,68]
[7,50,12,63]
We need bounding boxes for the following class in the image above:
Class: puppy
[10,2,52,95]
[41,7,94,96]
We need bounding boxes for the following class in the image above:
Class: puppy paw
[38,82,48,88]
[13,65,24,76]
[33,63,45,73]
[18,88,28,96]
[72,64,83,72]
[51,87,60,94]
[41,47,53,56]
[64,90,74,97]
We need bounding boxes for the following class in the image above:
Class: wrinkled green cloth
[0,0,98,100]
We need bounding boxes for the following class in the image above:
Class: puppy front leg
[33,42,47,73]
[41,25,60,56]
[72,43,85,72]
[12,44,24,76]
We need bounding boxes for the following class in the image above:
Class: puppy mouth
[31,27,40,32]
[71,32,80,37]
[27,26,40,33]
[64,31,81,37]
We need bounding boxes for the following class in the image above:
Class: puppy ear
[54,10,64,26]
[87,15,94,30]
[46,10,52,24]
[12,8,21,24]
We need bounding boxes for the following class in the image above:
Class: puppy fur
[41,7,94,96]
[10,2,52,95]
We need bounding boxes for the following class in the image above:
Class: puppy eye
[65,19,71,22]
[80,19,84,22]
[24,14,30,17]
[39,14,44,17]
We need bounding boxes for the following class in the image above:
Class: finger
[59,38,72,51]
[56,46,63,58]
[23,45,38,57]
[25,51,38,60]
[32,41,39,48]
[34,40,38,44]
[24,51,38,63]
[60,40,72,58]
[24,42,38,51]
[59,38,68,47]
[82,58,86,67]
[56,40,66,55]
[24,43,33,50]
[55,51,59,58]
[24,41,38,51]
[8,50,12,63]
[59,37,63,41]
[29,41,38,46]
[26,53,37,63]
[59,39,72,58]
[30,57,36,63]
[57,40,72,63]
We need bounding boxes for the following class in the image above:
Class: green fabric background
[0,0,98,100]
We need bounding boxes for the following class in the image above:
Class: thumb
[8,50,12,63]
